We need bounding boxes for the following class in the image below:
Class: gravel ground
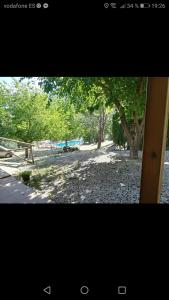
[51,153,142,203]
[50,147,169,204]
[1,143,169,203]
[161,151,169,203]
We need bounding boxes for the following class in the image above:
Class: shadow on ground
[51,156,142,204]
[0,175,50,203]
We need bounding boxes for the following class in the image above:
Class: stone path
[0,168,11,179]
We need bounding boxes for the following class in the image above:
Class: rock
[85,189,91,194]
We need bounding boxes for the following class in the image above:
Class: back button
[43,286,52,295]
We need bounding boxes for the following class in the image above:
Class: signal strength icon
[120,3,126,8]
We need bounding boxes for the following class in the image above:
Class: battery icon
[140,3,150,8]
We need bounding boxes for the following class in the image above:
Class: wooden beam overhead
[140,77,169,203]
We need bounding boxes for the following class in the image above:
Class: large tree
[0,80,83,149]
[101,77,147,158]
[39,77,147,158]
[39,77,114,149]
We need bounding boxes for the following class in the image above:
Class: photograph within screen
[0,77,168,203]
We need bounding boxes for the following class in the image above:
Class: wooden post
[140,77,169,203]
[30,146,34,164]
[11,152,32,164]
[25,147,29,159]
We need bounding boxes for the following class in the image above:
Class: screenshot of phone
[0,0,169,299]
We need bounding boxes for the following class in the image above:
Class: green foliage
[77,112,99,143]
[0,83,14,137]
[1,77,148,158]
[0,80,49,142]
[18,170,32,184]
[39,77,146,112]
[0,80,80,144]
[48,96,81,141]
[39,77,147,133]
[39,77,147,157]
[112,112,127,147]
[29,173,42,189]
[104,114,113,140]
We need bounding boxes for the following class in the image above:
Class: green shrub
[19,170,32,184]
[29,174,42,189]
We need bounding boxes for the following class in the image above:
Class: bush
[19,170,32,184]
[29,174,42,189]
[63,146,79,152]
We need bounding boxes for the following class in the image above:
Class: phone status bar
[104,3,166,9]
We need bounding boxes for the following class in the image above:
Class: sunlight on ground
[1,143,169,203]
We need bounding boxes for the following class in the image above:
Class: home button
[80,285,89,295]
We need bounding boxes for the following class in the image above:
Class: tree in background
[39,77,147,158]
[3,81,49,143]
[77,112,100,144]
[39,78,114,149]
[99,77,147,158]
[0,83,14,138]
[112,112,127,149]
[0,80,82,148]
[48,96,81,146]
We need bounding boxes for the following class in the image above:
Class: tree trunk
[25,147,29,158]
[65,139,68,147]
[139,137,143,150]
[97,109,106,149]
[98,113,103,149]
[114,99,145,159]
[101,130,104,142]
[30,146,34,164]
[129,140,139,159]
[97,125,102,149]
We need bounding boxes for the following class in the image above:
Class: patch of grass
[28,166,56,189]
[29,173,42,189]
[17,165,67,190]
